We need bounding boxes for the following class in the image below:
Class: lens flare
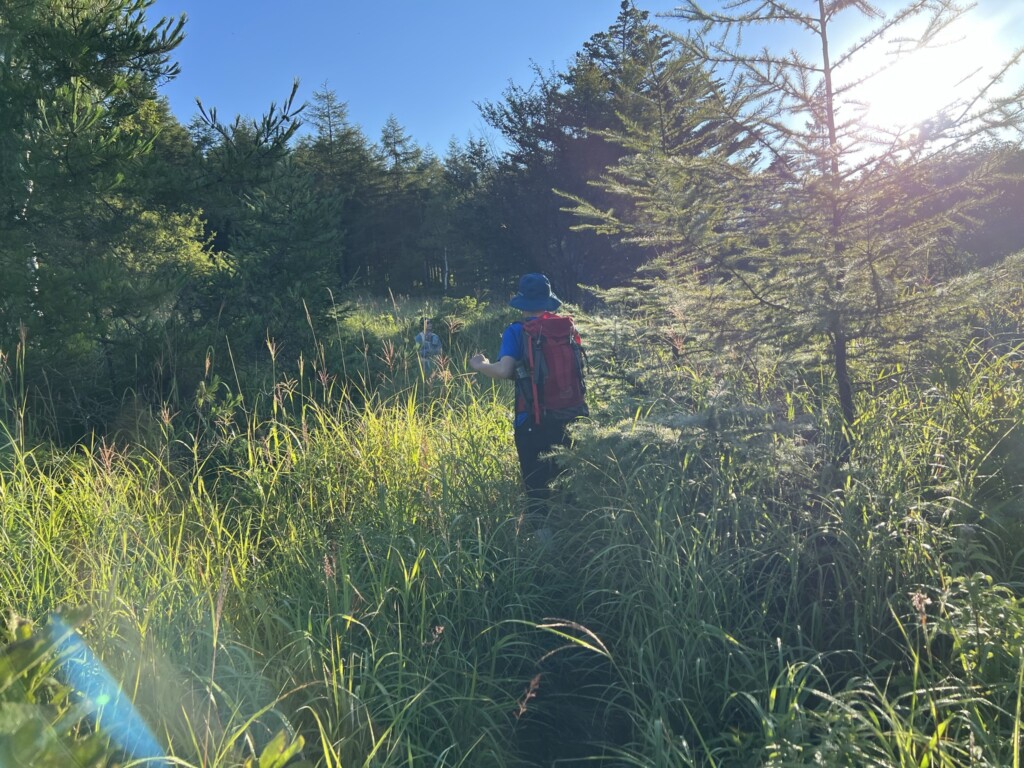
[49,617,167,767]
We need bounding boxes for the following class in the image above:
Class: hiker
[415,318,443,374]
[469,273,588,527]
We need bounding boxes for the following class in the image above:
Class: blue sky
[147,0,683,153]
[147,1,1023,154]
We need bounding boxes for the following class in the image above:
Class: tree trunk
[830,327,854,464]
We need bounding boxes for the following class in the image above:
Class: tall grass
[548,333,1024,766]
[2,388,549,764]
[3,297,1024,766]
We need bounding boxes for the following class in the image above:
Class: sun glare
[850,10,1015,130]
[861,45,973,127]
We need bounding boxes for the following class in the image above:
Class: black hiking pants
[514,417,574,524]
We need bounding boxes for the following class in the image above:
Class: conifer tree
[0,0,203,431]
[436,137,501,290]
[295,85,380,288]
[481,1,718,291]
[583,0,1023,451]
[1,0,185,328]
[366,116,438,291]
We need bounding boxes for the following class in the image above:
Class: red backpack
[515,312,589,424]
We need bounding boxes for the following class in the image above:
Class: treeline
[2,0,1023,441]
[0,1,683,436]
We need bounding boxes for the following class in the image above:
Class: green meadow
[5,1,1024,764]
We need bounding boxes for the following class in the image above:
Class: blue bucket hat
[509,273,562,312]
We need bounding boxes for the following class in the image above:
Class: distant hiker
[469,273,588,529]
[415,318,443,374]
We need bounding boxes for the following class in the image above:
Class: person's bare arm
[469,353,516,380]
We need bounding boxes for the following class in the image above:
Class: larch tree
[583,0,1024,455]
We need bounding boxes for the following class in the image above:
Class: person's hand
[469,353,488,372]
